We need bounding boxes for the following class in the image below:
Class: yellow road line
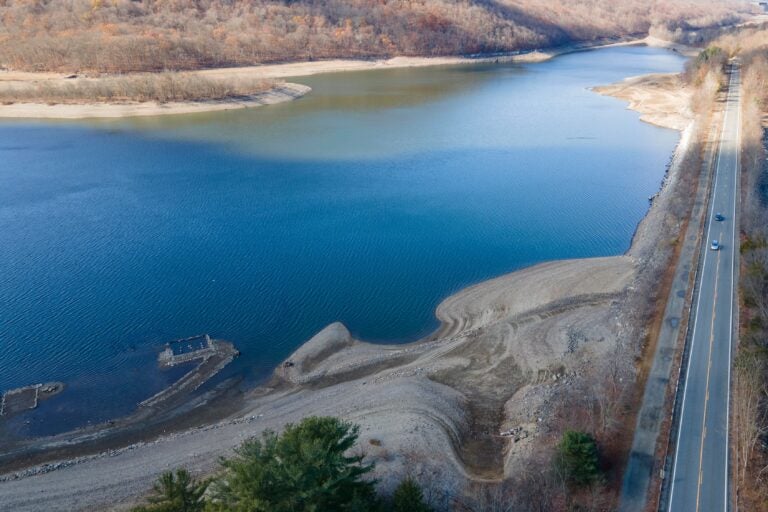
[695,249,722,511]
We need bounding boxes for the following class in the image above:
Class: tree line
[0,73,275,103]
[720,26,768,511]
[682,23,768,510]
[0,0,749,73]
[129,416,603,511]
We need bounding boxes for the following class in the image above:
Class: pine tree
[207,416,378,512]
[131,469,207,512]
[392,477,432,512]
[556,430,601,487]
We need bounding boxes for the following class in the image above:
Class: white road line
[725,65,741,512]
[668,65,735,512]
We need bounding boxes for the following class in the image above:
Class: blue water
[0,46,685,436]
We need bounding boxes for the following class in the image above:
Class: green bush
[131,469,207,512]
[392,477,432,512]
[206,416,378,512]
[556,430,601,487]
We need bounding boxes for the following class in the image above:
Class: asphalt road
[667,63,741,512]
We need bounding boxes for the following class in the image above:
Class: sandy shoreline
[0,82,310,119]
[236,35,695,81]
[239,35,695,81]
[592,73,692,131]
[0,43,697,511]
[0,256,639,510]
[0,35,688,120]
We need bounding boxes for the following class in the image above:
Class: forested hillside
[712,24,768,511]
[0,0,750,73]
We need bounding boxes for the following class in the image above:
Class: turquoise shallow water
[0,46,685,436]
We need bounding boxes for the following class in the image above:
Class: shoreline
[0,35,692,120]
[0,50,698,510]
[0,82,310,119]
[592,73,692,131]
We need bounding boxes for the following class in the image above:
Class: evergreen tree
[556,430,601,487]
[207,416,378,512]
[392,477,431,512]
[131,469,207,512]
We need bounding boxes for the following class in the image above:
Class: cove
[0,45,685,436]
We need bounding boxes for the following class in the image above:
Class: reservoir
[0,45,685,436]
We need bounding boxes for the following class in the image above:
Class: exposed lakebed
[0,46,685,437]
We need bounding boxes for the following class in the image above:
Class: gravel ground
[0,61,694,511]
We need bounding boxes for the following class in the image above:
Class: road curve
[667,62,741,512]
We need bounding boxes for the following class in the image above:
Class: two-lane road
[667,63,741,511]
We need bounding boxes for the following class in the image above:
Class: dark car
[715,213,725,222]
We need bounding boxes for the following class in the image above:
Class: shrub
[206,416,379,512]
[131,469,207,512]
[392,478,432,512]
[556,430,602,487]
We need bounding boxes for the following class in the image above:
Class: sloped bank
[0,82,310,119]
[0,69,698,511]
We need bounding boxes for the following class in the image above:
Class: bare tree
[0,0,752,73]
[734,353,767,485]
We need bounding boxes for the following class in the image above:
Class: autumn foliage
[0,0,750,73]
[720,24,768,511]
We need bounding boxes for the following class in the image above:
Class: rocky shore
[0,53,697,511]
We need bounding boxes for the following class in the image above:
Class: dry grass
[0,0,752,73]
[0,73,275,104]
